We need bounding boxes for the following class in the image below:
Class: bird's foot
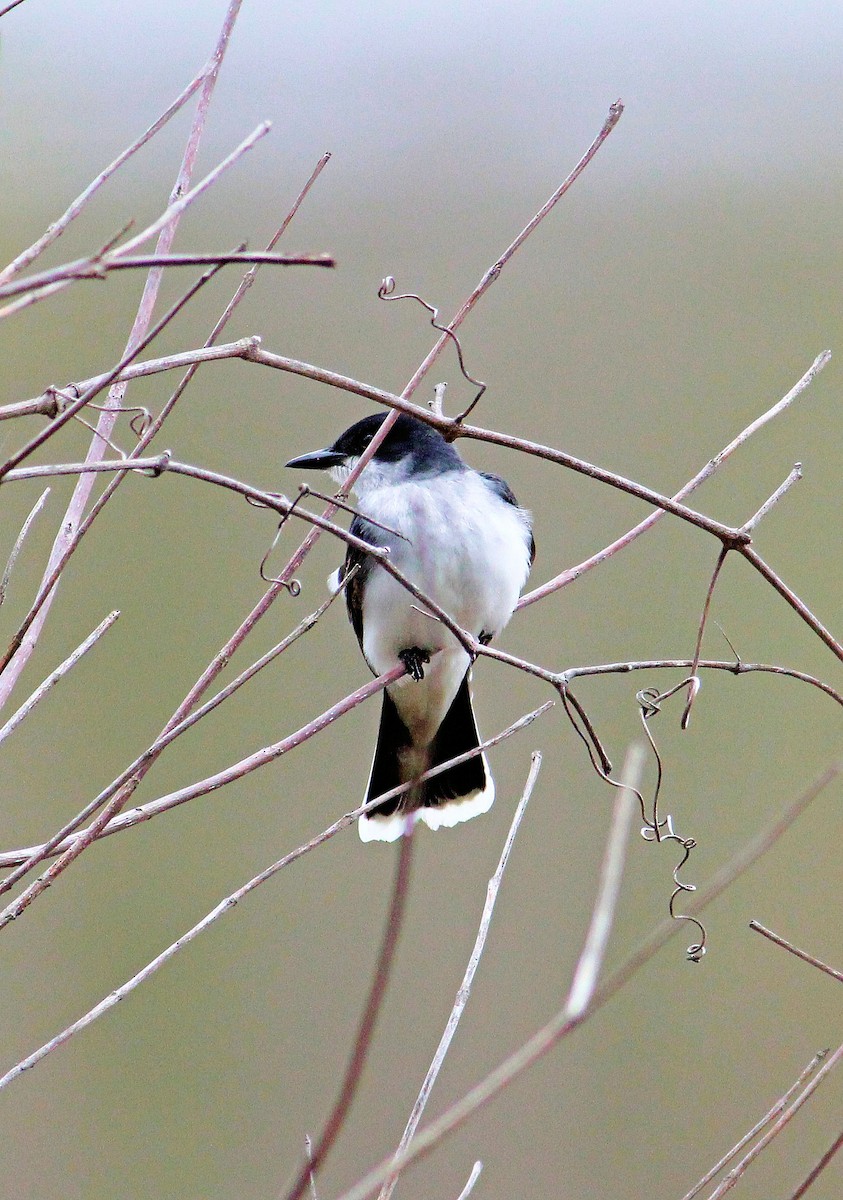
[399,647,430,681]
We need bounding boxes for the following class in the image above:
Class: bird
[285,411,534,842]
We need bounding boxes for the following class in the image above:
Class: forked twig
[518,353,830,609]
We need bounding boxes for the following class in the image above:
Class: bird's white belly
[357,471,531,744]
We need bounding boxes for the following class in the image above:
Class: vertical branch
[285,828,415,1200]
[564,743,642,1018]
[378,752,542,1200]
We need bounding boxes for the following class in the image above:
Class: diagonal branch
[0,705,547,1088]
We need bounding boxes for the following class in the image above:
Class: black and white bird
[286,412,534,842]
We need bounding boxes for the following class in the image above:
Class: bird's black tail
[359,674,494,842]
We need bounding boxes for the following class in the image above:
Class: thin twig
[0,487,49,605]
[518,352,831,608]
[0,261,227,688]
[330,761,841,1200]
[6,338,262,419]
[0,151,331,733]
[285,831,415,1200]
[0,701,551,872]
[558,658,843,709]
[0,662,405,929]
[241,347,748,546]
[0,122,271,322]
[0,10,233,284]
[681,546,729,729]
[0,0,246,720]
[748,920,843,984]
[741,464,803,534]
[0,788,410,1094]
[0,251,333,299]
[565,744,643,1018]
[705,1040,843,1199]
[0,582,350,894]
[787,1126,843,1200]
[378,752,543,1200]
[455,1163,483,1200]
[304,1135,319,1200]
[0,612,119,746]
[738,545,842,662]
[679,1051,829,1200]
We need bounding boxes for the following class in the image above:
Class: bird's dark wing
[341,515,379,649]
[478,471,536,566]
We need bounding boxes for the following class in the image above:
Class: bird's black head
[285,412,463,478]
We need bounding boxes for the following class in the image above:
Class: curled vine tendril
[378,276,486,420]
[637,681,706,961]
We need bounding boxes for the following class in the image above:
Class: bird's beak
[285,446,346,470]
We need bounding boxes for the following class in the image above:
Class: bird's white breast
[355,468,532,743]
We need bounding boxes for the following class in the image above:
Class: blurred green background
[0,2,840,1197]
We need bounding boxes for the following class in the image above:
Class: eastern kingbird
[286,411,534,842]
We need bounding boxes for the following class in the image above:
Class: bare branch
[0,123,271,322]
[0,611,119,746]
[748,920,843,984]
[0,487,49,605]
[0,581,350,894]
[681,546,729,728]
[680,1051,829,1200]
[455,1163,483,1200]
[1,83,202,284]
[285,831,415,1200]
[559,658,843,708]
[0,251,333,301]
[0,0,246,723]
[0,261,226,688]
[737,545,842,662]
[705,1040,843,1199]
[518,352,831,608]
[378,752,543,1200]
[564,743,642,1018]
[0,701,551,872]
[0,150,331,713]
[741,463,803,534]
[0,707,547,1089]
[0,662,406,930]
[787,1126,843,1200]
[401,99,624,402]
[331,761,841,1200]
